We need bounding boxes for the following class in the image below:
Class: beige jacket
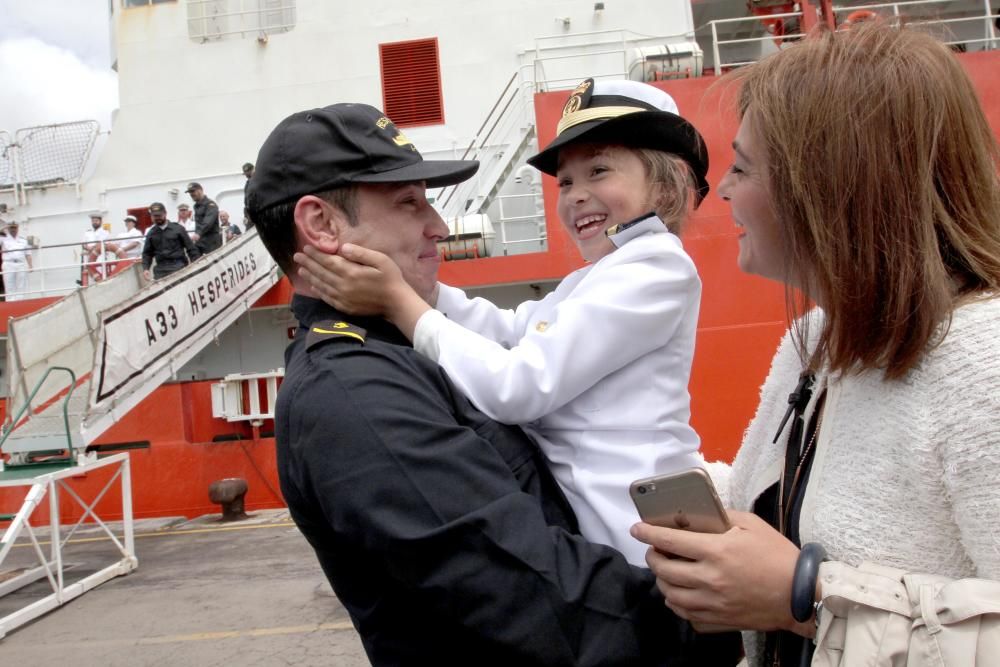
[814,560,1000,666]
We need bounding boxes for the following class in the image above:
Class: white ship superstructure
[0,0,714,300]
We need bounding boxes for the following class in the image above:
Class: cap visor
[353,159,479,188]
[527,121,601,176]
[527,111,710,203]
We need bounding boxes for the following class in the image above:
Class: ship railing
[706,0,998,75]
[0,237,145,302]
[528,28,703,90]
[494,193,547,256]
[186,0,296,42]
[211,369,284,426]
[3,262,146,455]
[0,121,101,205]
[430,28,708,262]
[431,69,536,220]
[706,12,807,76]
[0,367,79,466]
[0,131,14,196]
[831,0,999,49]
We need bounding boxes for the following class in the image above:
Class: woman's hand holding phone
[631,510,808,635]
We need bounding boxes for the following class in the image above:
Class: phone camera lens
[637,485,647,495]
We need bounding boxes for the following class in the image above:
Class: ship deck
[0,509,370,666]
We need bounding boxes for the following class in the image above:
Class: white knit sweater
[715,296,1000,665]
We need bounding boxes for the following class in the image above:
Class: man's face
[336,182,448,302]
[178,208,191,220]
[189,188,203,202]
[220,211,230,224]
[91,217,102,230]
[243,168,253,180]
[150,210,167,225]
[8,225,17,237]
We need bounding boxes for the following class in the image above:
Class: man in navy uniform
[142,202,200,280]
[246,103,739,666]
[185,182,222,254]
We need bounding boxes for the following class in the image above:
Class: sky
[0,0,119,133]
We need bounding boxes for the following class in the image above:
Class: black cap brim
[352,159,479,188]
[527,110,710,204]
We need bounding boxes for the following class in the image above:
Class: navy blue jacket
[277,296,740,666]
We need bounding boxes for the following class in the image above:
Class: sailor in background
[83,213,114,283]
[186,181,222,254]
[1,222,32,300]
[116,215,145,262]
[142,201,201,280]
[177,203,196,235]
[241,162,255,229]
[220,210,242,244]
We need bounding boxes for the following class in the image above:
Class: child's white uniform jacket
[413,216,703,564]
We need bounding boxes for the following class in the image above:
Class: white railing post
[122,456,134,558]
[986,0,997,45]
[711,22,722,76]
[49,477,64,599]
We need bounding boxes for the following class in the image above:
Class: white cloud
[0,0,112,69]
[0,37,118,133]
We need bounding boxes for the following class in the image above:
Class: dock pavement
[0,509,370,666]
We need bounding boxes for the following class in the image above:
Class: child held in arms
[296,79,712,565]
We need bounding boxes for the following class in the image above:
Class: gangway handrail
[0,366,77,462]
[0,233,167,301]
[432,71,523,215]
[456,71,518,162]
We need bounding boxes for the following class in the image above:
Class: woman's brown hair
[732,22,1000,378]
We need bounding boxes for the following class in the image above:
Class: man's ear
[293,195,342,255]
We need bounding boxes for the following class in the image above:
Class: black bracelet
[791,542,827,623]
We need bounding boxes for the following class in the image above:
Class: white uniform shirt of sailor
[117,227,144,259]
[1,234,31,263]
[1,233,32,301]
[84,227,111,249]
[413,217,704,565]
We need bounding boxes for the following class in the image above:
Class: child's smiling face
[556,144,656,263]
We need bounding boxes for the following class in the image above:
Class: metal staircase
[0,230,280,464]
[432,71,538,223]
[429,29,710,260]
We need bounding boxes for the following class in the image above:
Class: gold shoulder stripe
[312,327,365,343]
[306,320,367,351]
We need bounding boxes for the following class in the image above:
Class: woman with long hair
[632,22,1000,665]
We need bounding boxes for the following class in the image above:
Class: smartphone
[631,468,734,633]
[629,467,731,534]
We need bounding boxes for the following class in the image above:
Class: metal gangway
[0,229,278,636]
[1,229,280,462]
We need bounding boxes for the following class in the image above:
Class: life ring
[844,9,878,25]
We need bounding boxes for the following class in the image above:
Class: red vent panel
[379,38,444,127]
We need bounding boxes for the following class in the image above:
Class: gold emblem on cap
[333,322,349,329]
[561,79,593,117]
[393,132,413,147]
[376,117,392,129]
[563,95,582,116]
[535,321,549,332]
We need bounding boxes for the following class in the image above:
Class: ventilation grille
[380,38,444,127]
